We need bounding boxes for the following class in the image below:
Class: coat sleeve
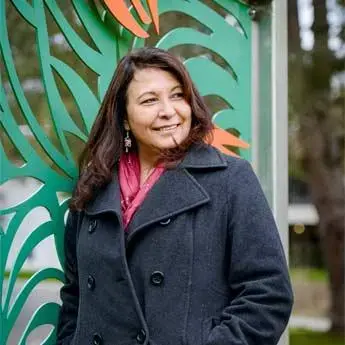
[206,159,293,345]
[56,210,80,345]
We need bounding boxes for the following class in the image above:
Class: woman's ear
[124,120,130,131]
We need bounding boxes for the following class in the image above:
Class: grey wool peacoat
[56,144,293,345]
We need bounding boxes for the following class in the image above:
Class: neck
[137,148,159,185]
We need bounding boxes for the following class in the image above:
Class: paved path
[3,281,62,345]
[290,315,331,332]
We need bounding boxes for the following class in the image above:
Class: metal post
[251,19,260,173]
[271,1,289,345]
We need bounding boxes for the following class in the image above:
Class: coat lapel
[84,145,228,241]
[126,168,209,241]
[126,145,228,242]
[84,169,122,221]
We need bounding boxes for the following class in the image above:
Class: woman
[56,47,293,345]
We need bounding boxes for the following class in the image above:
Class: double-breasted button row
[136,329,146,344]
[88,219,97,233]
[88,275,96,290]
[93,332,103,345]
[150,271,164,286]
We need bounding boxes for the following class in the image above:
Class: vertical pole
[271,1,289,345]
[251,20,260,173]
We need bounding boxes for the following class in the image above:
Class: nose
[158,98,175,118]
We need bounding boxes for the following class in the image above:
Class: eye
[171,92,184,99]
[141,97,157,104]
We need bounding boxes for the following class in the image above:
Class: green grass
[4,270,35,279]
[4,270,60,281]
[290,267,328,282]
[290,329,344,345]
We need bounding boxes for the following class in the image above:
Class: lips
[153,124,180,132]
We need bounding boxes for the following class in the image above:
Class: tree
[288,0,345,334]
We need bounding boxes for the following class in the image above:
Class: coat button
[150,271,164,286]
[92,333,103,345]
[159,218,171,226]
[87,275,96,290]
[136,329,146,344]
[88,219,97,233]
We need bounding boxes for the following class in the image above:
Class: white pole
[251,19,260,173]
[271,1,289,345]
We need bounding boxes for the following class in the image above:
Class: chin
[159,137,186,150]
[156,144,178,150]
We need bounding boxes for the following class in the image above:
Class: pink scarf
[119,152,165,229]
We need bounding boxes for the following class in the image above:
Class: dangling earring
[124,130,132,153]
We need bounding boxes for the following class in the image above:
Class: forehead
[127,68,181,96]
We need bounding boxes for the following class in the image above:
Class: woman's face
[125,68,192,157]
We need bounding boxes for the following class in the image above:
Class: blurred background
[288,0,344,344]
[0,1,344,344]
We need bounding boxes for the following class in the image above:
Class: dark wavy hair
[70,47,213,211]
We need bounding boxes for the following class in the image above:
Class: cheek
[129,121,151,140]
[184,110,192,128]
[127,108,151,130]
[181,104,192,121]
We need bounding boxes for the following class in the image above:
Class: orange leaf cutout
[147,0,160,34]
[131,0,151,24]
[210,125,250,157]
[103,0,160,38]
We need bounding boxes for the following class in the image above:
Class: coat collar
[85,144,228,236]
[178,143,228,169]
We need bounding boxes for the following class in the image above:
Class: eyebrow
[137,85,182,101]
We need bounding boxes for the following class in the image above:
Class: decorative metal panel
[0,1,253,343]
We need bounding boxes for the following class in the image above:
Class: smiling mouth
[153,124,180,132]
